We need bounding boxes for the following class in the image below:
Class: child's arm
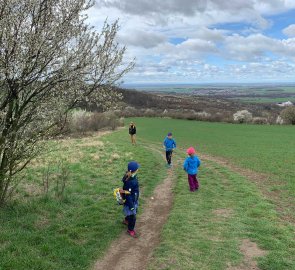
[125,194,134,210]
[119,189,130,195]
[197,157,201,168]
[123,180,138,210]
[163,138,167,149]
[124,183,134,210]
[183,158,188,171]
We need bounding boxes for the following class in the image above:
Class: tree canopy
[0,0,134,205]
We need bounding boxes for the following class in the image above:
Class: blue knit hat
[128,161,140,172]
[167,132,172,136]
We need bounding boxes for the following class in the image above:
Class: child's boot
[127,230,138,238]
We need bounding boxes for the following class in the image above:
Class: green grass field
[0,131,165,270]
[0,118,294,270]
[148,160,295,269]
[132,118,295,269]
[134,118,294,194]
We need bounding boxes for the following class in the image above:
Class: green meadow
[135,118,295,195]
[134,118,295,270]
[0,131,165,270]
[0,118,294,269]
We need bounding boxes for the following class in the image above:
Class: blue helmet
[128,161,140,172]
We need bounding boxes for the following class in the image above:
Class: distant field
[133,118,295,196]
[230,97,295,103]
[123,84,295,104]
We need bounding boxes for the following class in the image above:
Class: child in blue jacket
[163,132,176,167]
[121,161,140,237]
[183,147,201,192]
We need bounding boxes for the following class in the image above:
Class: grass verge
[148,156,295,270]
[0,129,165,270]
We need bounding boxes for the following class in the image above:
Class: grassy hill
[0,118,294,270]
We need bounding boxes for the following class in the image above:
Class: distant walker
[129,122,137,145]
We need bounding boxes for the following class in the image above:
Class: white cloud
[178,39,217,52]
[118,30,166,48]
[222,34,295,62]
[87,1,295,82]
[283,24,295,37]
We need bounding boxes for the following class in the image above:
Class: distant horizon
[121,82,295,87]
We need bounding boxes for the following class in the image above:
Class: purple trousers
[188,174,199,192]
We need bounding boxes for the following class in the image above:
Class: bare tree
[0,0,134,205]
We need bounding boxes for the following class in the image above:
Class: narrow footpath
[93,148,176,270]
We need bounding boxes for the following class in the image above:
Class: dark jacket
[129,125,136,135]
[122,173,139,210]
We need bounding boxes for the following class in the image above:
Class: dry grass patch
[111,153,120,160]
[65,151,85,164]
[35,216,50,229]
[90,153,100,160]
[228,239,267,270]
[213,208,234,218]
[22,182,43,197]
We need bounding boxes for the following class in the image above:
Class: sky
[87,0,295,84]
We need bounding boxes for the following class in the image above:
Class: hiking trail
[93,139,291,270]
[93,145,178,270]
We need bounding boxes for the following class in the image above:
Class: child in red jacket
[183,147,201,192]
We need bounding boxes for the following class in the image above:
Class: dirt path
[93,140,292,270]
[93,148,176,270]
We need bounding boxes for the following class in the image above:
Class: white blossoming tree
[233,110,253,123]
[0,0,134,205]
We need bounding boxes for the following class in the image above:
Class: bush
[69,110,92,133]
[233,110,253,123]
[280,106,295,125]
[144,108,157,117]
[252,117,268,125]
[67,110,122,133]
[276,116,284,125]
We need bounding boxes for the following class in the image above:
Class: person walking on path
[121,161,140,237]
[129,122,137,145]
[163,132,176,167]
[183,147,201,192]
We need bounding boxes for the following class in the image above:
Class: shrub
[195,111,211,118]
[67,110,122,133]
[252,117,268,125]
[144,108,157,117]
[233,110,253,123]
[276,116,284,125]
[69,110,92,133]
[280,106,295,125]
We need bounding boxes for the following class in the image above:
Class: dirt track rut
[93,150,175,270]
